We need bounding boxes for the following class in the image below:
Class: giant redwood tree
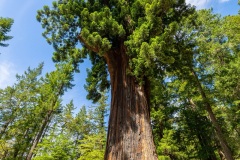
[37,0,194,159]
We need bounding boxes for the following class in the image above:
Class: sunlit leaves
[0,17,13,47]
[38,0,194,85]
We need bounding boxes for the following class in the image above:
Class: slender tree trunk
[189,99,217,160]
[191,68,234,160]
[0,104,21,139]
[104,47,158,160]
[26,110,53,160]
[27,83,63,160]
[0,119,13,138]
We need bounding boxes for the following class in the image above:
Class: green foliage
[0,17,13,47]
[33,101,79,160]
[149,8,240,159]
[84,54,110,103]
[78,92,108,160]
[34,92,108,160]
[33,0,239,159]
[78,133,105,160]
[157,129,187,160]
[0,64,43,159]
[213,15,240,158]
[37,0,194,101]
[0,62,75,159]
[0,2,239,159]
[33,132,76,160]
[166,9,240,159]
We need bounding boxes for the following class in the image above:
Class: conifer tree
[0,62,74,159]
[167,9,236,159]
[33,121,77,160]
[205,14,240,159]
[33,101,73,160]
[0,64,43,159]
[26,62,74,160]
[78,91,108,160]
[37,1,194,159]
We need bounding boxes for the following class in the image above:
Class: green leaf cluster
[0,62,75,159]
[0,17,13,47]
[35,1,240,159]
[37,0,195,102]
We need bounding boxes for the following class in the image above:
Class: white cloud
[186,0,210,9]
[186,0,231,9]
[0,61,16,88]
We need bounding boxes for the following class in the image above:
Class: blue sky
[186,0,239,15]
[0,0,92,107]
[0,0,239,108]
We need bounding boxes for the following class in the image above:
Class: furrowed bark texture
[103,46,158,160]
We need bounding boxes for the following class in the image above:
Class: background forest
[0,0,240,160]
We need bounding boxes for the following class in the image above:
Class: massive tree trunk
[103,46,158,160]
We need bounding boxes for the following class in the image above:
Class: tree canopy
[1,0,240,160]
[37,0,194,100]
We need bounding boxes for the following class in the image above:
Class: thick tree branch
[78,34,99,53]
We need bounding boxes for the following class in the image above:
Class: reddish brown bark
[103,46,158,160]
